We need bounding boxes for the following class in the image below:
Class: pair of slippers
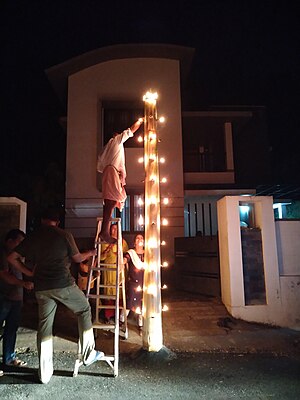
[6,358,27,367]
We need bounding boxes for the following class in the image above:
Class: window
[117,194,144,232]
[102,101,143,147]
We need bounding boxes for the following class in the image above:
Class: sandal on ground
[6,358,27,367]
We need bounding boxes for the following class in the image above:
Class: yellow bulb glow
[138,215,144,225]
[161,177,167,183]
[162,305,169,312]
[162,218,168,226]
[159,157,165,163]
[147,284,157,296]
[137,136,143,143]
[137,198,144,206]
[138,157,144,163]
[136,285,142,292]
[163,198,169,205]
[149,131,157,141]
[159,116,165,123]
[162,261,168,267]
[161,240,166,246]
[143,91,158,104]
[148,238,158,248]
[162,284,167,289]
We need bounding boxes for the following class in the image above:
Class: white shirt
[97,128,133,183]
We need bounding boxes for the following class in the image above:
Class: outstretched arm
[129,118,143,134]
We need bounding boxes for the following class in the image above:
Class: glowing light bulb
[136,285,142,292]
[163,198,169,205]
[162,261,168,267]
[149,195,157,204]
[162,284,167,289]
[161,240,166,246]
[148,238,158,248]
[162,218,168,226]
[161,177,167,183]
[149,131,157,141]
[137,197,144,206]
[137,136,143,143]
[143,91,158,104]
[162,305,169,312]
[160,157,165,163]
[138,215,144,226]
[147,284,157,296]
[138,157,144,163]
[159,116,165,123]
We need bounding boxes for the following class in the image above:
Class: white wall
[275,220,300,275]
[65,57,184,266]
[217,196,288,327]
[276,220,300,329]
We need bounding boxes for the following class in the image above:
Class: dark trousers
[0,298,22,364]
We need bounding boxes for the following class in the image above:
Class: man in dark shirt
[0,229,33,371]
[7,208,104,384]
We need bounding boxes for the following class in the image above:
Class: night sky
[1,1,299,201]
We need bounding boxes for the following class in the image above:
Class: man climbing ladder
[97,119,143,244]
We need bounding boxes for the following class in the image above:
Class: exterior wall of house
[0,197,27,240]
[216,196,300,329]
[65,57,184,267]
[275,220,300,330]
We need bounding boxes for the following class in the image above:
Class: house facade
[46,43,270,269]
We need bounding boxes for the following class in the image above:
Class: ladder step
[92,267,117,272]
[93,323,115,330]
[89,294,117,300]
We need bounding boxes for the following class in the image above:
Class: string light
[162,261,168,267]
[162,305,169,312]
[158,116,165,123]
[147,284,157,296]
[149,131,157,141]
[138,215,144,226]
[162,198,169,205]
[159,157,165,163]
[138,157,144,163]
[161,177,167,183]
[161,240,166,246]
[137,136,143,143]
[137,197,144,206]
[162,284,167,289]
[136,285,142,292]
[148,238,158,248]
[162,218,168,226]
[143,91,158,104]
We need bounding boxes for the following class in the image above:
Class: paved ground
[1,291,300,399]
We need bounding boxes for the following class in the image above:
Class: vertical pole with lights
[142,91,163,352]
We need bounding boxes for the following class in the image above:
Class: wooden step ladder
[73,217,128,377]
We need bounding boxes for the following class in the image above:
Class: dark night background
[1,1,299,209]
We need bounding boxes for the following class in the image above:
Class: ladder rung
[93,323,115,330]
[89,294,117,300]
[92,267,117,272]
